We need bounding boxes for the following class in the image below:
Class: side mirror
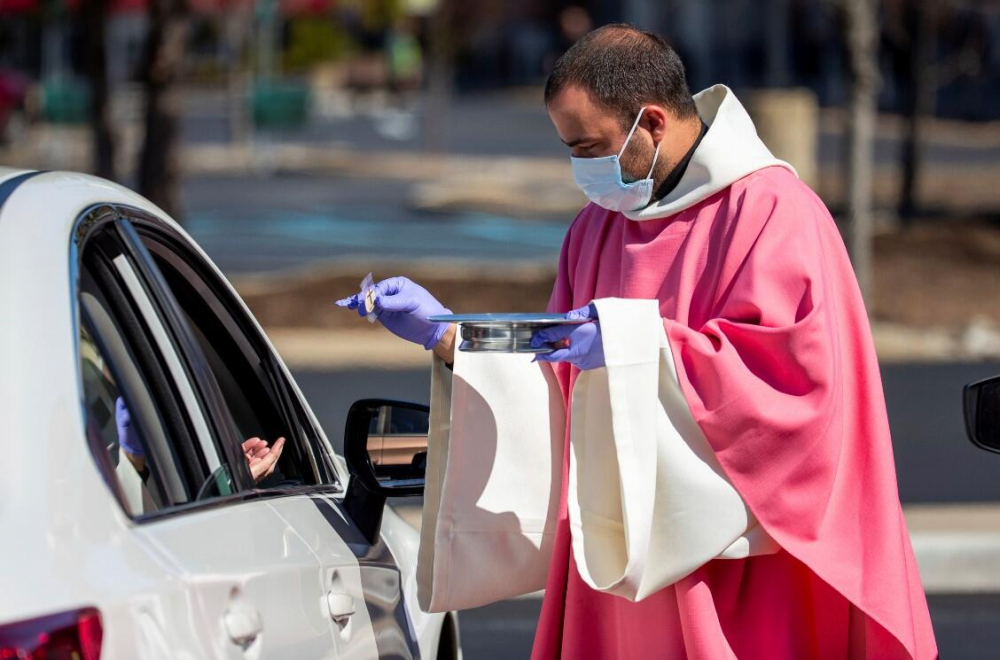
[964,375,1000,455]
[343,398,429,544]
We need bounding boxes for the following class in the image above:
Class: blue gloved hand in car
[530,303,605,371]
[115,396,145,457]
[336,276,452,350]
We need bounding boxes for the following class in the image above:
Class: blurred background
[2,0,1000,657]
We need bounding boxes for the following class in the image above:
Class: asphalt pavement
[181,173,566,274]
[458,595,1000,660]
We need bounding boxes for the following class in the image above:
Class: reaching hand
[242,437,286,483]
[530,303,606,371]
[115,396,145,457]
[336,276,452,350]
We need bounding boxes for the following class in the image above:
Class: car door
[117,207,404,658]
[77,214,351,659]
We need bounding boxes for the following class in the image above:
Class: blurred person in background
[340,24,937,660]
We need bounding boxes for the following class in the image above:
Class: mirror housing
[964,375,1000,455]
[343,398,429,544]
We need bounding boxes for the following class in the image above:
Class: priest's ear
[639,105,670,142]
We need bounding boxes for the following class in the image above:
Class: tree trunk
[423,0,456,154]
[843,0,880,307]
[137,0,188,220]
[83,0,115,180]
[898,2,935,222]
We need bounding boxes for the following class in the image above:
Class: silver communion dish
[428,313,587,353]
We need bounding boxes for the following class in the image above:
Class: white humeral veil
[417,298,777,613]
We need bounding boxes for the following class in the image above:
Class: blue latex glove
[530,303,605,370]
[115,396,144,457]
[336,276,452,350]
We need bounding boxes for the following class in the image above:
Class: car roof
[0,169,180,236]
[0,166,33,185]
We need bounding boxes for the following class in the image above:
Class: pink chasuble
[532,166,937,659]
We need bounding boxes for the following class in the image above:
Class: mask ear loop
[645,141,662,180]
[617,107,648,159]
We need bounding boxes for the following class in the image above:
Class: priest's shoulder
[735,166,834,235]
[737,166,826,210]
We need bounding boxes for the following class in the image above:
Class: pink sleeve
[665,193,934,659]
[665,192,848,539]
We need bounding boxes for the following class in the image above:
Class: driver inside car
[114,395,285,484]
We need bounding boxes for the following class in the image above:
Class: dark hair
[544,24,697,128]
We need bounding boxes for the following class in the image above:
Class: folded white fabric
[569,298,778,602]
[418,350,564,612]
[417,298,778,612]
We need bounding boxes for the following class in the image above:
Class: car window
[132,224,336,491]
[387,406,430,435]
[78,228,236,518]
[80,318,173,516]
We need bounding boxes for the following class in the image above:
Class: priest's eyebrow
[562,136,599,147]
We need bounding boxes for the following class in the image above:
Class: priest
[337,23,937,660]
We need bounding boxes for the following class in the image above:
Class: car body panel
[137,499,354,659]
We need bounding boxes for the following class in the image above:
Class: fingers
[530,324,577,348]
[566,303,598,321]
[374,277,407,299]
[115,396,131,426]
[534,348,573,363]
[374,284,415,313]
[335,295,360,309]
[257,440,282,471]
[248,437,285,482]
[335,294,370,319]
[242,437,266,452]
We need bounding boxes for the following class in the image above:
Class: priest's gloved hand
[336,276,452,350]
[530,303,605,370]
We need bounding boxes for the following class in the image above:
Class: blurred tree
[842,0,879,306]
[885,0,984,222]
[283,18,352,72]
[136,0,188,220]
[423,0,456,153]
[82,0,116,180]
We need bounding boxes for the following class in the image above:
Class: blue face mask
[570,107,661,212]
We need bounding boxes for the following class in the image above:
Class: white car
[0,169,460,659]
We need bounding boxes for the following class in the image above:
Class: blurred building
[453,0,1000,122]
[0,0,998,121]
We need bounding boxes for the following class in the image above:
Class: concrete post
[746,88,820,190]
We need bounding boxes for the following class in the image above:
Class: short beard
[619,134,657,184]
[619,134,674,188]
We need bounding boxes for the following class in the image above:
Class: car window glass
[79,229,235,518]
[387,407,429,435]
[80,320,170,517]
[136,229,331,490]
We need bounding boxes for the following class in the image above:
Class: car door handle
[224,606,263,646]
[326,592,356,624]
